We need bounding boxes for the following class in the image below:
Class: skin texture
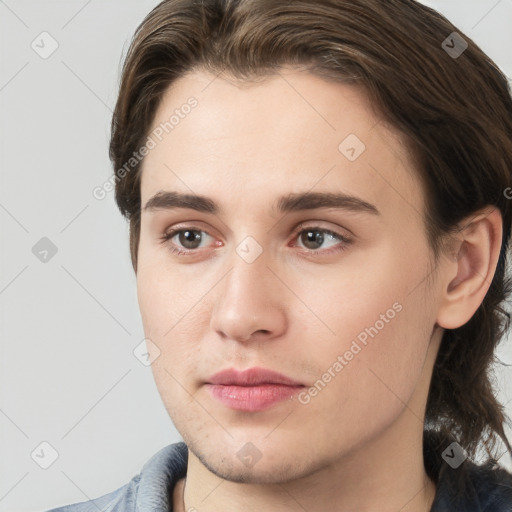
[136,67,502,512]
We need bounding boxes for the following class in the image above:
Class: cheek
[136,261,216,394]
[136,252,209,338]
[355,299,431,389]
[299,242,435,400]
[291,248,412,344]
[290,298,434,457]
[307,269,435,429]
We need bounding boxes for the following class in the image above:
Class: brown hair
[109,0,512,479]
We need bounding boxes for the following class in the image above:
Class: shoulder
[432,458,512,511]
[469,460,512,511]
[44,479,138,512]
[45,442,188,512]
[424,430,512,510]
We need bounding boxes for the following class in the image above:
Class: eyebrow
[142,190,380,216]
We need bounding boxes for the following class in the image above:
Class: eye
[291,225,352,255]
[160,227,215,255]
[159,224,352,257]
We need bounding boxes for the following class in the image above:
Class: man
[49,0,512,510]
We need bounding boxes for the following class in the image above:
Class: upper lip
[207,367,305,386]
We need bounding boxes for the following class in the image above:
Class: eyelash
[159,224,352,257]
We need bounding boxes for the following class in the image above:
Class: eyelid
[293,221,354,240]
[162,222,216,240]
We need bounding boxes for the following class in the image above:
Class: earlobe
[436,208,502,330]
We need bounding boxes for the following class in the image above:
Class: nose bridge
[222,222,273,296]
[209,237,287,342]
[223,241,273,310]
[225,241,269,301]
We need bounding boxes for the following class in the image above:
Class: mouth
[205,367,306,412]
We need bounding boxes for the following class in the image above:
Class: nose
[209,249,287,344]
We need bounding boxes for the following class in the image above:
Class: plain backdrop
[1,1,511,510]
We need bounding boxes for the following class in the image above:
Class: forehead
[139,67,424,222]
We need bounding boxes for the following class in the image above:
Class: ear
[436,207,503,330]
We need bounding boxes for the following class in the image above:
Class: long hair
[109,0,512,482]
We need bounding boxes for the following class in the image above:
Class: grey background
[0,1,511,510]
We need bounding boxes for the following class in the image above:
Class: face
[137,67,443,483]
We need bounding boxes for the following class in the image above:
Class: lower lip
[206,384,304,411]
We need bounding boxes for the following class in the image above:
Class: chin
[187,435,326,485]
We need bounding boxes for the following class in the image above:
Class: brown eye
[175,229,203,250]
[160,227,215,255]
[300,229,329,250]
[294,226,351,254]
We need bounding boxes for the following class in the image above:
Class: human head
[110,0,512,478]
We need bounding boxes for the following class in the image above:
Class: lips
[205,367,305,412]
[207,367,304,387]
